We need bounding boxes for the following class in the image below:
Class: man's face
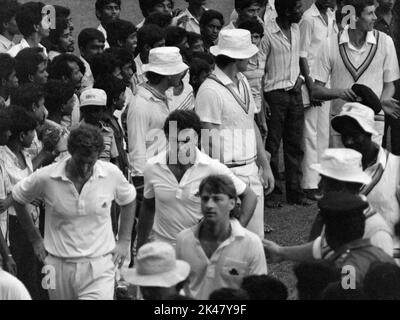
[4,16,20,36]
[82,105,105,125]
[191,39,204,53]
[58,28,75,53]
[21,129,35,148]
[339,119,372,155]
[168,70,186,88]
[99,2,121,24]
[151,0,173,15]
[0,129,11,146]
[378,0,396,11]
[82,39,105,62]
[251,32,262,47]
[112,66,123,79]
[200,191,235,224]
[66,61,83,90]
[287,1,304,23]
[121,62,134,83]
[33,61,48,85]
[125,32,138,55]
[237,58,249,72]
[70,151,99,180]
[202,18,223,43]
[238,3,262,20]
[357,5,377,32]
[5,70,19,90]
[33,97,47,125]
[115,91,126,111]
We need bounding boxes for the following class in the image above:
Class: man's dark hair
[68,125,105,156]
[163,109,202,140]
[15,1,45,38]
[106,47,134,69]
[105,19,136,48]
[241,275,288,300]
[91,51,120,81]
[321,281,367,300]
[0,0,20,34]
[209,288,250,300]
[78,28,105,50]
[215,55,237,68]
[95,0,121,12]
[11,83,45,112]
[238,17,264,36]
[140,0,174,17]
[0,53,15,83]
[45,80,75,115]
[191,51,215,65]
[135,24,165,56]
[48,17,71,51]
[94,75,126,108]
[294,261,341,300]
[53,5,71,19]
[199,9,224,27]
[8,105,38,140]
[363,262,400,300]
[0,109,11,133]
[275,0,301,17]
[343,0,375,17]
[187,31,203,47]
[15,47,46,84]
[48,53,86,80]
[165,26,187,47]
[189,57,211,93]
[235,0,263,10]
[144,12,173,28]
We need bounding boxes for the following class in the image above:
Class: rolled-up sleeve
[299,16,313,59]
[195,87,223,125]
[248,235,268,275]
[12,170,43,205]
[383,35,400,83]
[114,168,136,206]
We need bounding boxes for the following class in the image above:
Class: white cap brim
[210,44,259,59]
[310,163,371,185]
[142,62,189,76]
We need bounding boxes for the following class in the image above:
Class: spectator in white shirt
[224,0,263,30]
[95,0,122,49]
[78,28,105,92]
[136,110,258,248]
[7,2,49,58]
[173,0,208,34]
[0,0,20,54]
[12,125,137,300]
[176,175,268,300]
[0,53,18,109]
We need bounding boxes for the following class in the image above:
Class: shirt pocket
[221,257,248,286]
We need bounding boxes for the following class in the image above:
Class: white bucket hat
[142,47,189,76]
[80,88,107,108]
[331,102,378,136]
[310,148,371,185]
[210,29,259,59]
[123,242,190,288]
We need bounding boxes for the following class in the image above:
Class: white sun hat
[142,47,189,76]
[79,88,107,108]
[310,148,371,185]
[210,28,259,59]
[123,241,190,288]
[331,102,378,136]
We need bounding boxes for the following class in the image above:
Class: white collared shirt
[195,67,257,165]
[0,146,38,221]
[144,148,247,245]
[173,8,208,34]
[0,35,14,53]
[97,24,110,49]
[133,55,147,86]
[176,219,268,300]
[79,56,94,91]
[127,85,172,176]
[12,156,136,258]
[299,3,338,70]
[261,20,301,92]
[7,38,47,58]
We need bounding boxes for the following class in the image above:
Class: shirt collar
[49,156,107,180]
[213,66,244,86]
[309,3,336,19]
[135,55,144,75]
[193,218,246,240]
[152,148,209,166]
[339,26,376,45]
[0,35,13,49]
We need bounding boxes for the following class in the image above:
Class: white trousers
[45,254,115,300]
[301,103,330,189]
[230,162,264,239]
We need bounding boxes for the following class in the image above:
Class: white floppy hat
[142,47,189,76]
[210,29,259,59]
[331,102,378,136]
[310,148,371,185]
[123,242,190,288]
[80,88,107,108]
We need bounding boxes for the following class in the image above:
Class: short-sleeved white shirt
[195,67,257,165]
[12,157,136,258]
[176,219,268,300]
[144,148,247,245]
[7,38,48,58]
[173,8,208,34]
